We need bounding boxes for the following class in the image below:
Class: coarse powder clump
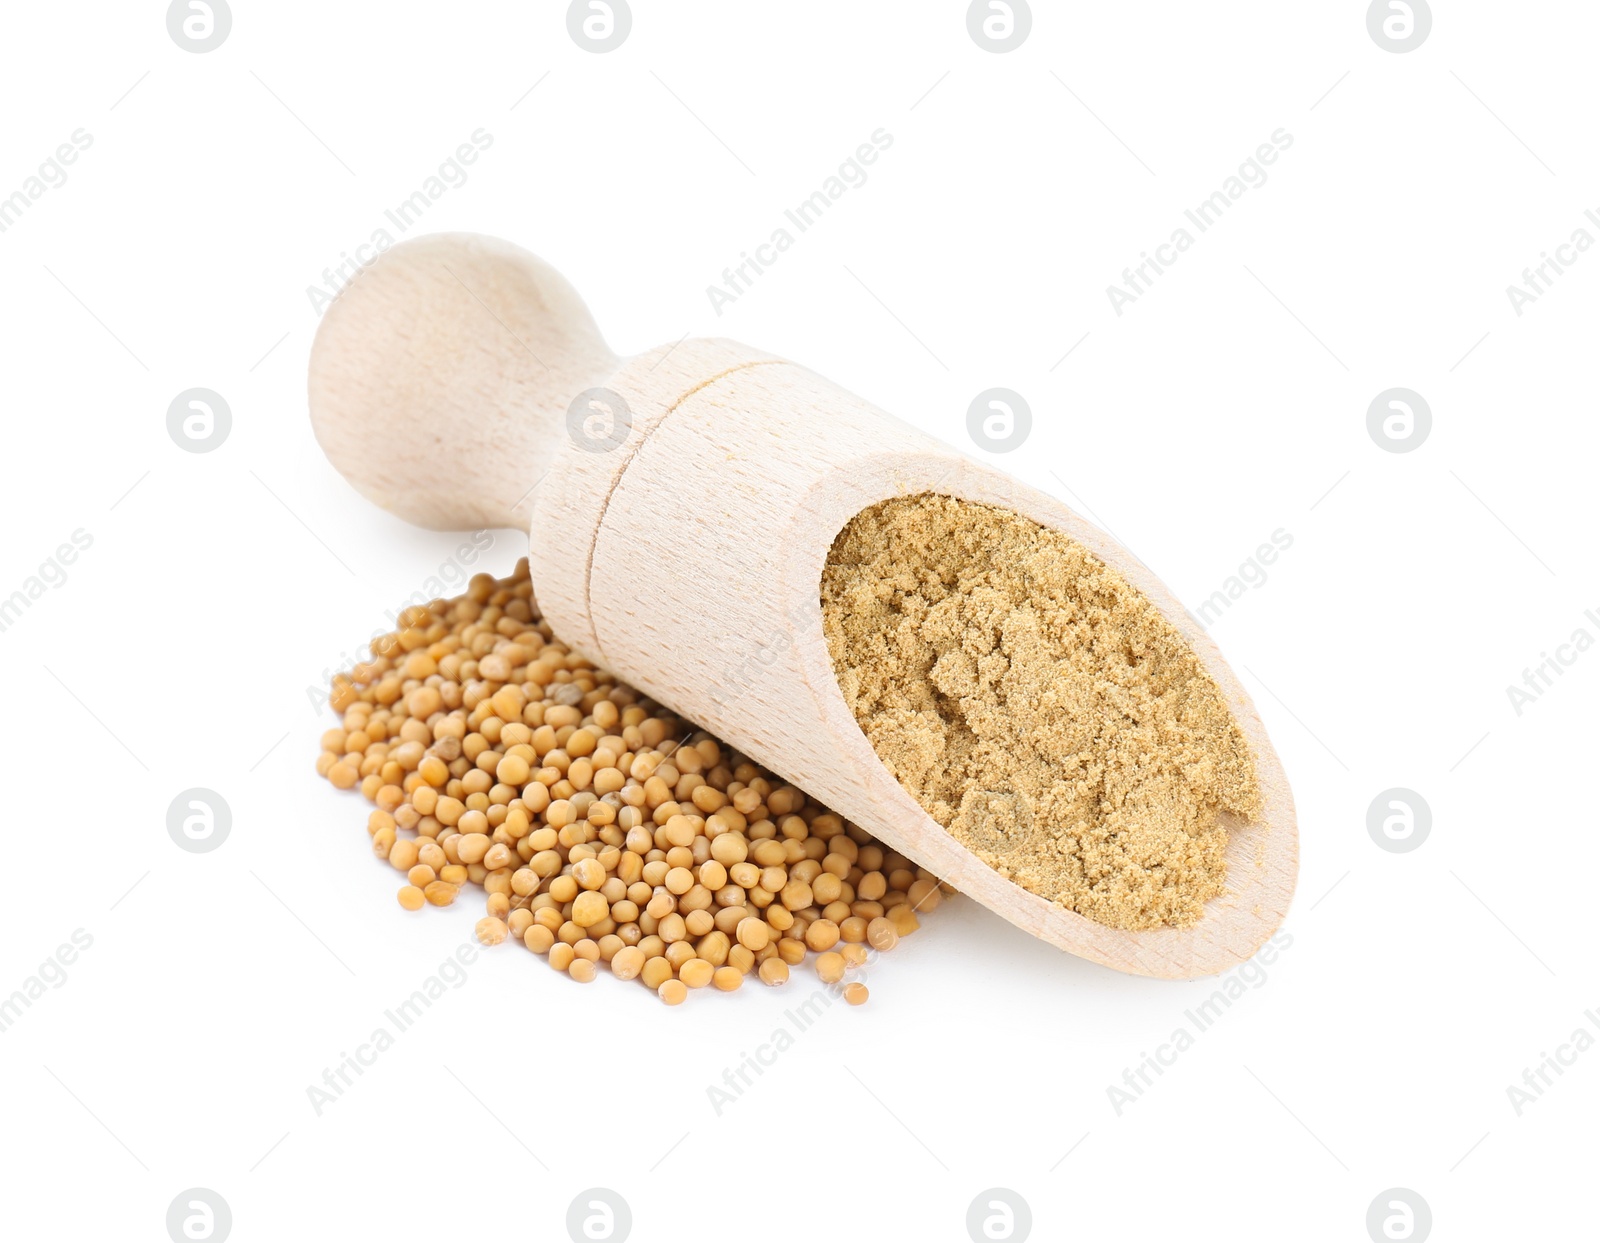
[819,493,1261,931]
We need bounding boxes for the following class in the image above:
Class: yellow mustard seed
[679,958,714,989]
[423,881,458,907]
[318,558,948,1007]
[658,978,688,1005]
[476,916,509,946]
[758,958,790,986]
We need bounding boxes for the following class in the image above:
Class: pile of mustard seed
[821,493,1261,931]
[317,559,949,1005]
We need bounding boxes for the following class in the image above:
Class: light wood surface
[308,232,1299,979]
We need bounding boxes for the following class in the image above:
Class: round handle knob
[308,233,620,532]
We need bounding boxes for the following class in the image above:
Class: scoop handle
[308,233,620,532]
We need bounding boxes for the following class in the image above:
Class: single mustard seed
[658,978,688,1006]
[571,890,609,928]
[736,916,770,952]
[805,920,841,952]
[423,881,459,907]
[758,958,790,986]
[641,956,674,990]
[866,917,899,951]
[476,916,508,945]
[679,958,715,989]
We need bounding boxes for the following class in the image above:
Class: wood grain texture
[308,233,618,532]
[308,233,1299,979]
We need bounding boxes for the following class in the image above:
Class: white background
[1,2,1595,1240]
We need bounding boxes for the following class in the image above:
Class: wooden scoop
[308,232,1297,979]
